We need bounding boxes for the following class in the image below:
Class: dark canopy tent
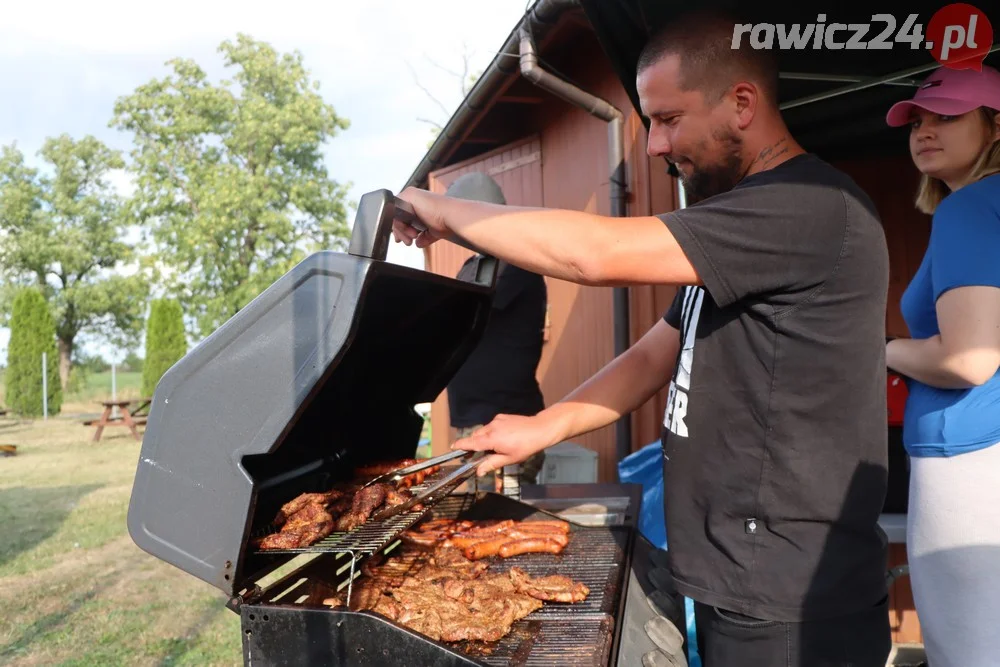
[577,1,1000,161]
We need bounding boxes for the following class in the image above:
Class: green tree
[0,136,150,390]
[5,287,62,416]
[111,34,353,339]
[142,299,187,397]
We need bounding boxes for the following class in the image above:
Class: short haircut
[637,9,780,106]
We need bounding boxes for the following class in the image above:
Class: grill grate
[253,466,479,558]
[322,493,630,666]
[470,617,614,667]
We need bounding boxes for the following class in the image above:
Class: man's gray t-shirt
[658,153,890,622]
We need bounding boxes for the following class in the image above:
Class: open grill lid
[127,190,498,597]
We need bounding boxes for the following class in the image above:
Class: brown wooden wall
[424,49,683,483]
[424,136,546,466]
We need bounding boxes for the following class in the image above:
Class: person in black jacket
[444,172,548,490]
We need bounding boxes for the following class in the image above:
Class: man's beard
[677,128,744,205]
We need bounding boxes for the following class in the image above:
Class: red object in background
[887,373,909,426]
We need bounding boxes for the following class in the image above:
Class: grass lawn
[0,414,241,666]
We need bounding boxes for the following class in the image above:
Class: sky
[0,0,534,362]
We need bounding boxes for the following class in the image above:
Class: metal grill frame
[237,492,637,667]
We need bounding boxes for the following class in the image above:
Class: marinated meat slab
[509,566,590,603]
[259,463,428,549]
[273,490,345,525]
[322,544,589,645]
[336,483,389,532]
[259,500,339,550]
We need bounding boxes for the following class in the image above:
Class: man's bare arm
[455,319,681,475]
[546,319,681,438]
[393,187,702,287]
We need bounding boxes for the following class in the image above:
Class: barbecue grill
[127,189,688,666]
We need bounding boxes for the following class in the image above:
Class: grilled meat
[403,517,572,559]
[509,567,590,603]
[498,538,565,558]
[259,459,457,550]
[258,508,335,550]
[336,482,389,531]
[262,482,419,549]
[294,515,336,546]
[258,531,306,550]
[384,486,413,507]
[353,459,421,478]
[389,574,542,643]
[273,490,344,525]
[283,502,333,531]
[325,543,588,645]
[517,520,570,534]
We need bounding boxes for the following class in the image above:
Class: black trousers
[694,596,892,667]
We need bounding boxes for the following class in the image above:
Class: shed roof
[403,0,1000,189]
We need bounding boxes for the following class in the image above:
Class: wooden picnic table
[83,398,151,442]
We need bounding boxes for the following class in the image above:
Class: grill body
[238,493,642,666]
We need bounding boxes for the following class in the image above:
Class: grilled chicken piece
[509,567,590,603]
[295,517,335,547]
[335,483,389,532]
[260,493,342,550]
[283,503,333,531]
[258,531,305,550]
[384,486,413,507]
[259,505,335,550]
[273,490,344,525]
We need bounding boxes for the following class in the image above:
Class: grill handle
[393,198,499,290]
[348,189,498,288]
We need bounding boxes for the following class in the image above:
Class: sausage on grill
[499,538,565,558]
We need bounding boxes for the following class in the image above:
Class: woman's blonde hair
[915,107,1000,214]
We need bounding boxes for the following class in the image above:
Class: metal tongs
[368,449,488,522]
[360,448,469,489]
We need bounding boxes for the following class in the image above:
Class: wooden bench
[84,399,150,442]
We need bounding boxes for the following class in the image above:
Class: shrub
[142,299,187,397]
[5,287,62,416]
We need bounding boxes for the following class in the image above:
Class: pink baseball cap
[886,65,1000,127]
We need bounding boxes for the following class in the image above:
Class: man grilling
[393,9,891,667]
[443,172,548,492]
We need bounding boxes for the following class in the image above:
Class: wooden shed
[401,0,1000,649]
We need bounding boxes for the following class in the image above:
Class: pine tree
[142,299,187,397]
[5,287,62,416]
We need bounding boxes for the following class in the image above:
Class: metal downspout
[518,29,632,467]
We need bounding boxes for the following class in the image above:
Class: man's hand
[392,187,450,249]
[452,412,565,478]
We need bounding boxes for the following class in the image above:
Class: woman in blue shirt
[885,65,1000,667]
